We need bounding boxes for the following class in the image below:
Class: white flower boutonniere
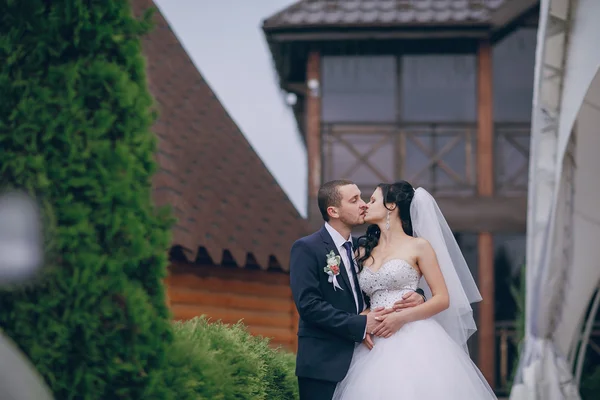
[324,250,344,291]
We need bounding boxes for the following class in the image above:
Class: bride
[333,181,497,399]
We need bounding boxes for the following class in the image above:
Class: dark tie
[343,241,364,312]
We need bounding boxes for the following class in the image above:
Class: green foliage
[581,364,600,400]
[163,317,299,400]
[505,264,526,390]
[510,265,527,348]
[0,1,174,398]
[0,1,299,399]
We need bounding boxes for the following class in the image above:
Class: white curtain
[511,0,600,399]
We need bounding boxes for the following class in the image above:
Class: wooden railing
[322,122,477,196]
[321,122,530,197]
[495,123,531,196]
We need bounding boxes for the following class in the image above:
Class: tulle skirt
[333,318,497,399]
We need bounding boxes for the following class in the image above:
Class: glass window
[493,233,526,388]
[321,56,397,123]
[493,28,537,122]
[401,55,477,122]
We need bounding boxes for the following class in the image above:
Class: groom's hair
[318,179,355,222]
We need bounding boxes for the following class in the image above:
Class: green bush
[0,1,298,398]
[164,317,299,400]
[0,1,173,398]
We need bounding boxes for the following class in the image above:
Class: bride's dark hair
[356,181,415,269]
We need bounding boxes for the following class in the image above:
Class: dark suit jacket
[289,225,367,383]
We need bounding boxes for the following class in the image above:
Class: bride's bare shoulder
[410,236,433,252]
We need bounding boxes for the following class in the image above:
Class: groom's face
[332,184,367,227]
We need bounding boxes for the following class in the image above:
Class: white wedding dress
[333,259,497,399]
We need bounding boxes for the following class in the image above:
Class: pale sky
[153,0,307,216]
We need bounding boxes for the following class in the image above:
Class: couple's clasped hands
[361,291,424,350]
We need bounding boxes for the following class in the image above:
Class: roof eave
[490,1,540,44]
[263,23,492,42]
[489,0,539,29]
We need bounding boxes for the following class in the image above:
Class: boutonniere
[324,250,344,291]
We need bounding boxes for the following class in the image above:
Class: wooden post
[306,50,322,230]
[477,39,496,388]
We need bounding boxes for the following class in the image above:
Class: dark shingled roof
[132,0,308,270]
[263,0,507,30]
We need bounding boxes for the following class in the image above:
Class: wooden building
[131,0,308,352]
[263,0,538,391]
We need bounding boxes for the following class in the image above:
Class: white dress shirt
[324,223,366,314]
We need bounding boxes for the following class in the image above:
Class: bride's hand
[371,312,407,338]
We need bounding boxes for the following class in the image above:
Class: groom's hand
[362,333,374,350]
[366,307,393,334]
[392,291,424,311]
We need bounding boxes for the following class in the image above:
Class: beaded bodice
[359,259,421,310]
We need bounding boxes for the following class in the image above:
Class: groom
[290,180,425,400]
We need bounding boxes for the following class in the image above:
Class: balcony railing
[495,123,531,196]
[321,122,530,197]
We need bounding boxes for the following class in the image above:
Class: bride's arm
[372,238,449,338]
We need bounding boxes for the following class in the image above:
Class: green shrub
[260,342,299,400]
[161,319,228,400]
[165,317,299,400]
[0,1,173,398]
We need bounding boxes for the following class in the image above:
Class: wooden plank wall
[166,262,298,351]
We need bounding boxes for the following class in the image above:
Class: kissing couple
[290,179,497,400]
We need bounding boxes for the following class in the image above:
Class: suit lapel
[319,226,353,295]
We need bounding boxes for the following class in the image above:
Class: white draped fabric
[511,0,600,399]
